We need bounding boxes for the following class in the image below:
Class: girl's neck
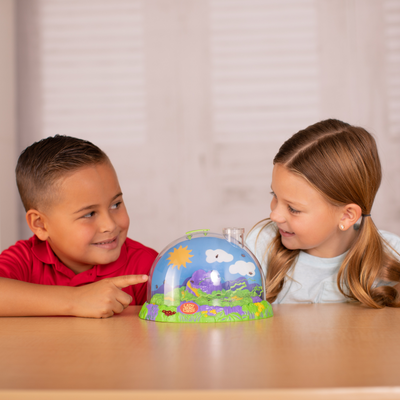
[304,227,359,259]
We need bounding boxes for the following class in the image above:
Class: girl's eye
[288,205,300,214]
[111,201,122,210]
[83,211,95,218]
[270,191,277,198]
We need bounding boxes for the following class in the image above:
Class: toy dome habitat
[139,228,273,323]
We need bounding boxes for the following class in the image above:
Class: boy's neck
[68,264,94,275]
[49,247,94,274]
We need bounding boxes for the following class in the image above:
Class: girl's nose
[270,201,285,224]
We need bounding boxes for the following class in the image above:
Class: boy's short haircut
[16,135,109,212]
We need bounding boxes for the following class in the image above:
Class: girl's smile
[279,229,295,237]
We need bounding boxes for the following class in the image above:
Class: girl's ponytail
[338,216,400,308]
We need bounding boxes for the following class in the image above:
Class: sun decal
[167,245,194,270]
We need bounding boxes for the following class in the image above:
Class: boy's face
[40,162,130,273]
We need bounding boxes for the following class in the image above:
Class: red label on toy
[180,303,199,314]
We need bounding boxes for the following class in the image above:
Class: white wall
[0,0,18,251]
[12,0,400,252]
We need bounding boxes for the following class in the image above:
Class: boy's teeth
[98,239,113,244]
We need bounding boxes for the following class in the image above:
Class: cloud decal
[206,249,234,263]
[229,261,256,277]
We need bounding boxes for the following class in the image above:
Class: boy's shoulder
[103,237,157,281]
[0,236,40,281]
[124,237,158,259]
[119,238,158,277]
[0,236,37,261]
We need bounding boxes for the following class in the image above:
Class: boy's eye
[288,205,300,214]
[270,191,277,198]
[83,211,95,218]
[110,201,122,210]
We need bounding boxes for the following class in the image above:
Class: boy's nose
[99,212,117,233]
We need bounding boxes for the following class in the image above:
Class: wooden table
[1,304,400,399]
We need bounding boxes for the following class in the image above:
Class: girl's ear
[340,204,362,231]
[26,210,49,241]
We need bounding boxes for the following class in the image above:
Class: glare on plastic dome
[139,228,273,323]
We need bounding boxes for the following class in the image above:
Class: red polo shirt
[0,236,157,305]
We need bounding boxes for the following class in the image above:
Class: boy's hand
[72,275,148,319]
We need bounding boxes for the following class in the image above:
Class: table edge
[2,387,400,400]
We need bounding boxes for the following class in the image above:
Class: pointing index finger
[111,275,148,289]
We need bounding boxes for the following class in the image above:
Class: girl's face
[270,164,348,258]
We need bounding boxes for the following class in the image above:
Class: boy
[0,135,157,318]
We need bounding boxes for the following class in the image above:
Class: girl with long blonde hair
[246,119,400,308]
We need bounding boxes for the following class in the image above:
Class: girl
[246,119,400,308]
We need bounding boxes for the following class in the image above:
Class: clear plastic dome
[139,228,273,323]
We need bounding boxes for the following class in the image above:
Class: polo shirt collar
[31,235,128,276]
[31,236,59,265]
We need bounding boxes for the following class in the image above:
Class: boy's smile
[37,162,130,274]
[92,237,119,249]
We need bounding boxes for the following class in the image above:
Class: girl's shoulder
[380,230,400,245]
[379,230,400,256]
[373,230,400,289]
[245,220,277,261]
[246,220,277,244]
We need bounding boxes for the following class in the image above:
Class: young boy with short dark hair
[0,135,157,318]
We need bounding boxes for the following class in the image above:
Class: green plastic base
[139,299,273,323]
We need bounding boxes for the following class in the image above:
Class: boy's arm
[0,275,148,318]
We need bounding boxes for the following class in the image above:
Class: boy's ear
[340,203,362,231]
[26,210,49,241]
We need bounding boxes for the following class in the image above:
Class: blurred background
[0,0,399,253]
